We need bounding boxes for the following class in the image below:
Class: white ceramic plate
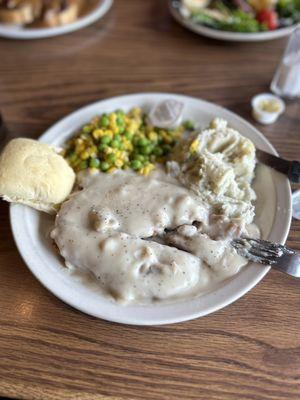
[10,93,292,325]
[0,0,113,40]
[169,0,298,42]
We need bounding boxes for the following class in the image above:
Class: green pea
[68,152,78,163]
[79,160,88,170]
[111,140,120,148]
[107,153,116,163]
[101,115,110,127]
[116,115,124,126]
[183,120,194,130]
[82,125,92,134]
[153,147,163,156]
[100,135,111,145]
[114,134,121,142]
[89,158,100,168]
[118,125,126,134]
[132,138,138,147]
[98,143,108,152]
[125,131,134,140]
[130,160,142,170]
[137,138,149,147]
[100,162,110,171]
[140,145,153,155]
[133,154,145,162]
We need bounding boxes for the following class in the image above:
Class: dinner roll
[0,138,75,214]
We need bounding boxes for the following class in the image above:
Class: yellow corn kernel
[80,151,90,160]
[103,147,113,155]
[75,144,85,154]
[115,159,124,168]
[109,113,117,124]
[92,129,103,139]
[130,107,141,118]
[111,125,119,134]
[147,163,155,172]
[161,131,173,143]
[91,145,97,153]
[104,130,113,138]
[76,138,84,145]
[189,139,199,153]
[163,135,173,144]
[141,163,155,176]
[159,131,168,140]
[128,121,139,132]
[123,140,132,151]
[108,167,116,173]
[148,131,158,142]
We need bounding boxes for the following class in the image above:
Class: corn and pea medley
[63,107,193,176]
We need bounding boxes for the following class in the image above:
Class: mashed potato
[168,118,256,227]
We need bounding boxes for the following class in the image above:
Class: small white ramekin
[251,93,285,125]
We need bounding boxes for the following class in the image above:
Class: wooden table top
[0,1,299,399]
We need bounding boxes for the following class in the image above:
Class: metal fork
[231,237,300,278]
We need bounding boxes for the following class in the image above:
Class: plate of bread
[0,0,113,39]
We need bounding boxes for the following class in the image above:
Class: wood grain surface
[0,1,299,399]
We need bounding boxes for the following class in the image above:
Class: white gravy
[51,169,256,304]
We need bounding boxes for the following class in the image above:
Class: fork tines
[231,237,294,265]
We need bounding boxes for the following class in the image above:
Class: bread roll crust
[0,138,75,214]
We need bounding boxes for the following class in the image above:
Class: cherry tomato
[256,9,279,31]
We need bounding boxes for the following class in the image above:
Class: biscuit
[0,138,75,213]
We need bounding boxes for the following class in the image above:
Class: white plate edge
[9,92,292,325]
[169,1,299,42]
[0,0,113,39]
